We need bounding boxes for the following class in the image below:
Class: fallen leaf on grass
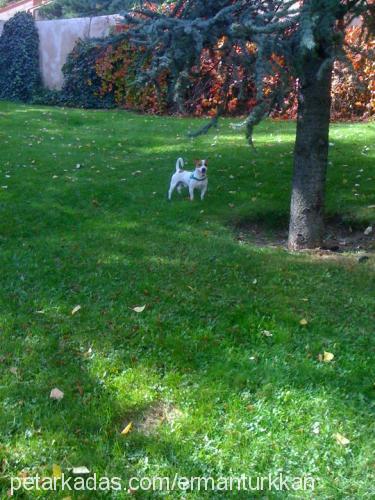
[71,305,81,315]
[318,351,334,363]
[121,422,133,435]
[50,388,64,401]
[311,422,320,435]
[261,330,273,337]
[72,466,90,475]
[323,351,334,362]
[334,433,350,446]
[52,464,62,478]
[299,318,308,326]
[132,305,145,313]
[9,367,18,375]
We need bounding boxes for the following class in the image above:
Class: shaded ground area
[234,214,375,255]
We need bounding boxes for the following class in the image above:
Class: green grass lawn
[0,101,374,498]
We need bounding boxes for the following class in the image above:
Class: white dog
[168,158,208,201]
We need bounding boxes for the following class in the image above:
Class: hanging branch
[118,0,372,146]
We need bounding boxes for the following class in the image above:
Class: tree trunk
[288,55,333,250]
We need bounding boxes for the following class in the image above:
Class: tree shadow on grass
[1,214,373,403]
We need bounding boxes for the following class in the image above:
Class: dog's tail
[176,157,184,172]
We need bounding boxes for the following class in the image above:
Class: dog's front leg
[189,185,194,201]
[201,185,207,200]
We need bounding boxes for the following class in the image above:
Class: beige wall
[0,14,119,89]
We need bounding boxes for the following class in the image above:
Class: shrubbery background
[0,13,373,121]
[0,12,40,102]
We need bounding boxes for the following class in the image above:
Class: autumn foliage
[96,39,168,113]
[331,26,374,120]
[79,24,373,120]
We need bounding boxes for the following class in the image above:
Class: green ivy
[60,39,115,109]
[0,12,41,102]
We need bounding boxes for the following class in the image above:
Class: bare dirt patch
[122,402,183,436]
[233,216,374,256]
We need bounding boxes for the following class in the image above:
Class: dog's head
[195,159,208,176]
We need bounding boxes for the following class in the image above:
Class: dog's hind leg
[168,180,178,200]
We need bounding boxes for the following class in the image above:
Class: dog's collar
[190,173,207,181]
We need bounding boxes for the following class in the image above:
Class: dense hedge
[60,39,115,109]
[0,12,41,102]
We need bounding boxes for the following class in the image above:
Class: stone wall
[0,14,119,89]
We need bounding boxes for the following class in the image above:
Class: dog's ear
[204,160,208,166]
[195,159,200,166]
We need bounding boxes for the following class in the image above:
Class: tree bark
[288,55,333,250]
